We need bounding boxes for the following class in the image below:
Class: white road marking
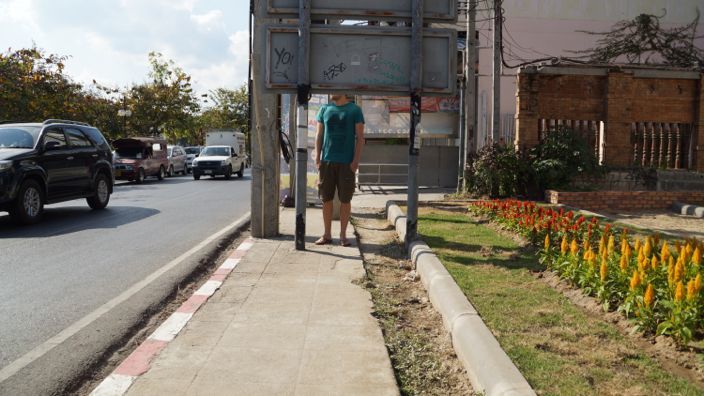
[147,312,194,343]
[89,374,135,396]
[193,280,223,297]
[220,258,241,270]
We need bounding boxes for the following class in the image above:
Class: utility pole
[288,95,297,198]
[251,0,280,237]
[464,0,477,190]
[491,0,502,144]
[295,0,311,250]
[456,75,466,194]
[406,0,423,250]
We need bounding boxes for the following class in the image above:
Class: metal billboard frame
[265,25,457,96]
[266,0,457,22]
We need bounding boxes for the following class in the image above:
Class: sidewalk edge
[386,201,536,396]
[89,217,253,396]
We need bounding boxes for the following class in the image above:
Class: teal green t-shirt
[316,102,364,164]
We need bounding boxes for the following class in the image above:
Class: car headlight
[192,160,198,167]
[0,161,12,171]
[125,165,134,171]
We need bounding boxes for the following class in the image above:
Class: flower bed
[471,199,703,345]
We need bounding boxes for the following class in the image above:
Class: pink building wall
[472,0,704,148]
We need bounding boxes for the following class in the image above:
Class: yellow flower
[644,238,652,258]
[667,257,675,286]
[687,280,697,301]
[693,246,701,266]
[674,259,685,283]
[570,239,579,256]
[630,271,642,290]
[619,255,628,272]
[686,243,693,257]
[624,244,632,260]
[695,274,701,294]
[680,246,688,264]
[660,242,670,262]
[621,238,628,255]
[598,235,606,256]
[607,235,615,256]
[675,281,685,302]
[544,234,550,252]
[634,239,642,253]
[637,250,644,266]
[560,236,568,255]
[600,258,608,282]
[644,283,655,308]
[638,256,648,274]
[650,256,658,271]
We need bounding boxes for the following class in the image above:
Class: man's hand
[350,161,359,173]
[315,158,321,170]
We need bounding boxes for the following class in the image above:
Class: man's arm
[350,122,365,172]
[314,121,324,169]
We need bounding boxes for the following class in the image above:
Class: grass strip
[417,207,703,396]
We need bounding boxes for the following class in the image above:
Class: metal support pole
[406,0,423,251]
[457,76,466,194]
[295,0,311,250]
[491,0,502,144]
[464,0,477,189]
[288,94,297,197]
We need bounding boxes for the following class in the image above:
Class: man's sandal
[340,238,351,247]
[315,237,333,245]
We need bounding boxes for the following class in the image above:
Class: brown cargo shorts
[318,161,355,203]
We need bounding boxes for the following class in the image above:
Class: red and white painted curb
[89,238,255,396]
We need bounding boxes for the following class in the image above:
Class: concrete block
[673,202,704,218]
[427,275,478,330]
[386,201,407,242]
[452,315,536,396]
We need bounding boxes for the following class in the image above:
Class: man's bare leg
[320,199,333,242]
[340,202,351,245]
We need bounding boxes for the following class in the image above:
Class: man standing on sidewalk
[314,94,365,247]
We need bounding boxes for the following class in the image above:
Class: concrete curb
[386,201,536,396]
[672,202,704,218]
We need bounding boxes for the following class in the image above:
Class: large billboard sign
[266,0,457,22]
[265,25,457,95]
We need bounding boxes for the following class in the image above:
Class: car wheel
[224,165,233,180]
[193,173,200,180]
[10,179,44,225]
[87,173,111,210]
[182,164,187,175]
[136,168,145,184]
[167,165,174,177]
[237,163,244,178]
[157,166,166,180]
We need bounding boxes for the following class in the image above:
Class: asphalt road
[0,171,251,392]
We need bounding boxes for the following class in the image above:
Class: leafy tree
[126,52,200,141]
[0,46,82,121]
[195,84,250,148]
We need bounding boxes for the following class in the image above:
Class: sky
[0,0,251,96]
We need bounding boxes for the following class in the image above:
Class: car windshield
[185,147,201,155]
[201,147,230,157]
[0,126,41,149]
[115,147,146,159]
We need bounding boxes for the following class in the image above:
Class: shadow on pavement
[0,206,160,238]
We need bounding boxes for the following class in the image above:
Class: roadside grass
[417,207,703,396]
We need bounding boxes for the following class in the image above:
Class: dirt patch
[352,208,474,396]
[73,230,250,396]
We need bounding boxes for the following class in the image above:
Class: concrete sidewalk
[123,207,398,396]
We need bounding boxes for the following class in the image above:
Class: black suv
[0,119,114,224]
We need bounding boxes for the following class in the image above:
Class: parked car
[192,145,245,180]
[113,137,169,183]
[166,145,187,176]
[0,119,114,224]
[184,146,202,173]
